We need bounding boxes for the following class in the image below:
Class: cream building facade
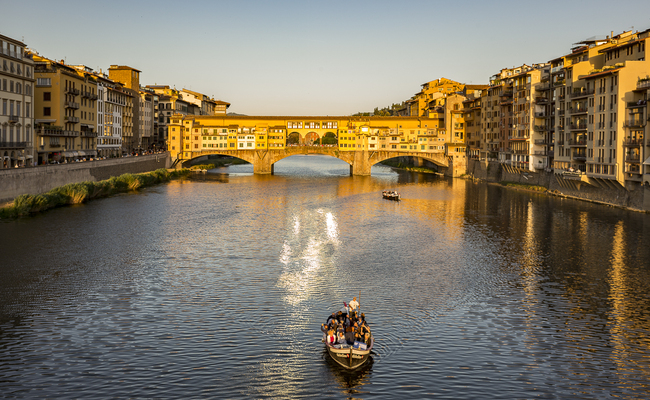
[0,34,34,168]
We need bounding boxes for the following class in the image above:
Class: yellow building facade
[167,115,446,163]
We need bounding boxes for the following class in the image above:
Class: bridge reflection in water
[168,115,461,175]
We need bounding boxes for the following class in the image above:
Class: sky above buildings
[3,0,650,116]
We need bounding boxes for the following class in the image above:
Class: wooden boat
[382,190,401,201]
[321,326,374,370]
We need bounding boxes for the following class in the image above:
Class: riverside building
[31,53,98,164]
[551,29,650,189]
[0,34,35,168]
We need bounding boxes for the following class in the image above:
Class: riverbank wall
[467,159,650,212]
[0,153,171,203]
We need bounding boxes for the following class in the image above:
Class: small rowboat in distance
[382,190,401,201]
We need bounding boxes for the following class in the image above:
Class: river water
[1,155,650,399]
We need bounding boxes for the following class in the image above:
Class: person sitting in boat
[345,324,356,345]
[336,330,346,344]
[359,313,366,324]
[327,329,336,345]
[326,312,337,325]
[359,322,371,345]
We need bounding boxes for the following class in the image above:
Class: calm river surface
[2,155,650,399]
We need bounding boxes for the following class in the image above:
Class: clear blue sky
[3,0,650,115]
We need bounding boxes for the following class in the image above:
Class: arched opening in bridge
[314,132,337,146]
[287,132,301,145]
[304,132,320,145]
[378,155,443,173]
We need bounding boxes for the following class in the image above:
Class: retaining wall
[467,159,650,212]
[0,153,170,203]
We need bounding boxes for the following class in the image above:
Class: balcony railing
[0,141,27,148]
[81,130,97,137]
[627,100,647,108]
[571,88,594,98]
[534,112,546,118]
[551,65,564,74]
[534,139,549,145]
[637,80,650,90]
[624,119,646,128]
[38,128,79,137]
[65,101,80,109]
[626,155,641,163]
[533,125,547,132]
[569,104,588,114]
[9,115,19,123]
[64,116,80,123]
[66,87,80,95]
[569,138,587,146]
[569,123,587,130]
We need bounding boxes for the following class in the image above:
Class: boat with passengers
[321,308,373,370]
[382,190,400,201]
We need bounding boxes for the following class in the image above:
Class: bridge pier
[350,151,372,176]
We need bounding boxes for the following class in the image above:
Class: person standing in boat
[349,297,359,311]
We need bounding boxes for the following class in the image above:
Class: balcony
[637,80,650,90]
[626,155,641,163]
[534,96,549,104]
[534,112,546,118]
[533,150,548,156]
[64,116,80,123]
[558,110,565,116]
[81,130,97,137]
[572,155,587,161]
[65,101,80,109]
[66,87,80,95]
[571,88,594,99]
[534,139,549,145]
[0,141,27,148]
[568,138,587,147]
[624,119,646,128]
[569,122,587,131]
[627,100,647,108]
[82,91,98,100]
[9,115,19,123]
[38,128,79,137]
[533,125,547,132]
[569,104,588,114]
[551,65,564,74]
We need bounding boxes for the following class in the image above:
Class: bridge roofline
[174,114,437,121]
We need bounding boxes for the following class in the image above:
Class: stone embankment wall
[467,159,650,212]
[0,153,171,203]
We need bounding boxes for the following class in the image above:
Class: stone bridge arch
[174,148,449,176]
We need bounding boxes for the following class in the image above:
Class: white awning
[644,156,650,165]
[26,155,33,159]
[62,151,78,157]
[77,151,86,157]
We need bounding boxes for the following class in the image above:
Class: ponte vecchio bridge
[167,115,462,175]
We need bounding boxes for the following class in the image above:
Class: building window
[43,107,51,116]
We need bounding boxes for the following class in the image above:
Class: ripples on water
[1,155,650,398]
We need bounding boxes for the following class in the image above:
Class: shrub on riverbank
[190,164,216,171]
[0,168,190,219]
[500,181,547,192]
